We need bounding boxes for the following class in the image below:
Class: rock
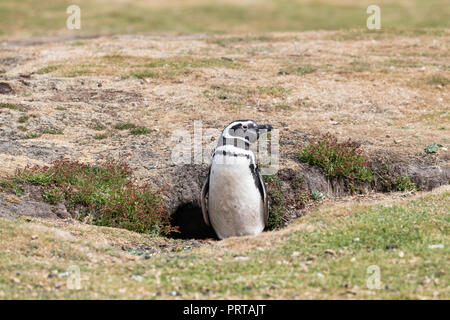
[386,244,399,250]
[0,82,14,94]
[131,275,143,282]
[234,256,250,261]
[428,244,444,249]
[11,277,21,284]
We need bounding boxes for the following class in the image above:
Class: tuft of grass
[427,75,449,86]
[14,159,173,236]
[55,106,66,111]
[17,125,28,132]
[22,132,41,139]
[42,129,63,135]
[114,122,136,130]
[130,126,150,135]
[93,133,107,140]
[280,64,318,76]
[298,133,373,183]
[35,65,59,75]
[0,102,24,111]
[91,122,106,131]
[273,104,291,111]
[256,85,290,98]
[18,115,29,123]
[349,61,371,72]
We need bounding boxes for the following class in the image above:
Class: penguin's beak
[257,124,273,132]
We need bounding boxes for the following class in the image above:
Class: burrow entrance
[164,160,449,240]
[169,202,217,239]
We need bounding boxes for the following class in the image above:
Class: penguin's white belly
[208,155,264,239]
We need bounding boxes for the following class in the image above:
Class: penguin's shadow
[169,202,218,240]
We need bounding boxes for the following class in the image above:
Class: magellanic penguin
[200,120,273,239]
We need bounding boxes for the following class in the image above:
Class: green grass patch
[298,133,373,183]
[93,133,107,140]
[0,103,24,111]
[256,85,290,98]
[0,188,448,299]
[1,0,448,39]
[41,129,63,135]
[280,64,318,76]
[349,61,371,72]
[130,126,150,135]
[13,159,173,236]
[91,122,106,131]
[17,115,29,123]
[22,132,41,139]
[35,65,59,75]
[114,122,136,130]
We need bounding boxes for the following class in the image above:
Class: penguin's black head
[222,120,273,144]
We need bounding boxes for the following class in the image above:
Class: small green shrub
[394,177,417,192]
[298,133,373,183]
[42,187,64,204]
[263,175,285,230]
[296,191,309,204]
[424,143,443,154]
[267,205,284,230]
[15,159,173,236]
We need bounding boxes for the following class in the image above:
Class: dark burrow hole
[169,202,218,240]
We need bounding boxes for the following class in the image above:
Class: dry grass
[0,186,448,299]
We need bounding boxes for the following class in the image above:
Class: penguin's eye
[242,124,248,129]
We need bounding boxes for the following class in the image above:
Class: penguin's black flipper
[200,166,211,226]
[255,166,269,227]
